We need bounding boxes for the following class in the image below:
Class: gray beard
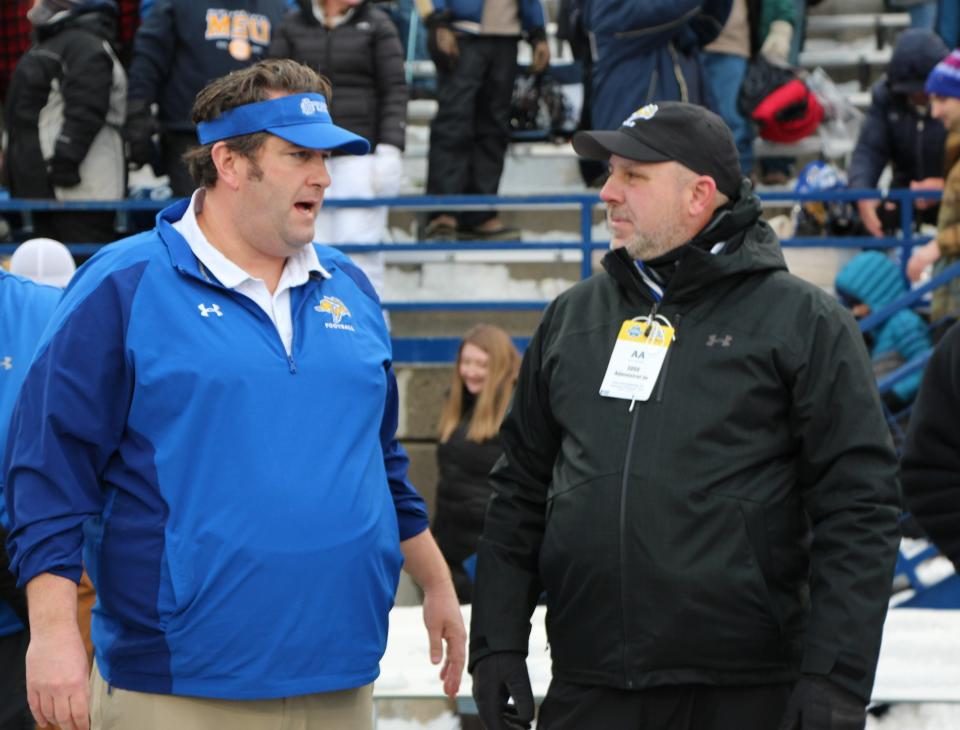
[621,218,690,261]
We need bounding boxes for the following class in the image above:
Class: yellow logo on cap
[622,104,659,127]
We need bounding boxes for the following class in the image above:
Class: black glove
[777,676,866,730]
[47,156,81,188]
[125,97,158,168]
[0,527,27,625]
[471,651,535,730]
[426,11,459,74]
[881,389,907,414]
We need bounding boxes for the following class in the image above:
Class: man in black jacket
[901,324,960,568]
[468,102,901,730]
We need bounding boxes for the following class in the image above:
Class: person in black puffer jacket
[269,0,407,299]
[432,324,520,603]
[4,0,126,244]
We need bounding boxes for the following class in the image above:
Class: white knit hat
[10,238,76,288]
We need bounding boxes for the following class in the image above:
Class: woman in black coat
[269,0,407,297]
[431,325,520,603]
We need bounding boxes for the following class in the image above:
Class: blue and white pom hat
[196,93,370,155]
[926,48,960,99]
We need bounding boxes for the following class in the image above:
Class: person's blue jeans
[702,52,753,175]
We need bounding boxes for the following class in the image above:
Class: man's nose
[599,175,619,203]
[311,158,331,188]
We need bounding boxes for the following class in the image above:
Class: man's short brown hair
[184,59,333,188]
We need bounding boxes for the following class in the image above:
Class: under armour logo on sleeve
[706,334,733,347]
[1,356,12,370]
[198,303,223,318]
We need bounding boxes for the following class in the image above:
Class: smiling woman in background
[431,325,520,604]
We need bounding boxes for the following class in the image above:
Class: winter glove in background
[373,144,403,197]
[528,27,550,75]
[47,156,81,188]
[777,676,866,730]
[761,19,793,66]
[471,651,535,730]
[426,11,459,74]
[0,527,27,625]
[125,97,158,168]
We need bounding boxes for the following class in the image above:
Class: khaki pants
[77,571,96,667]
[89,664,374,730]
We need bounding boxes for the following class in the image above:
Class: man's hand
[907,239,941,282]
[530,39,550,75]
[125,98,158,169]
[776,676,865,730]
[25,574,89,730]
[421,581,466,698]
[910,177,944,211]
[856,199,883,238]
[426,12,459,74]
[471,652,534,730]
[400,529,466,699]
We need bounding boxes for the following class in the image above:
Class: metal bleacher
[0,186,943,362]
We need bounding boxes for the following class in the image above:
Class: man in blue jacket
[580,0,732,132]
[5,58,465,730]
[0,271,61,730]
[125,0,290,196]
[849,29,949,237]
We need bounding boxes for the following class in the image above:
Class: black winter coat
[902,324,960,566]
[268,0,407,150]
[469,195,901,702]
[848,82,946,191]
[4,6,121,198]
[432,403,502,602]
[848,29,949,191]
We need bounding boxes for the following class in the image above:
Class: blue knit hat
[926,48,960,98]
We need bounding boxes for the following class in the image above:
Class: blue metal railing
[0,186,940,275]
[1,188,950,361]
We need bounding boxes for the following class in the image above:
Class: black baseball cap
[572,102,742,198]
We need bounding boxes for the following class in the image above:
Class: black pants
[537,679,793,730]
[161,130,199,198]
[426,35,518,230]
[0,629,32,730]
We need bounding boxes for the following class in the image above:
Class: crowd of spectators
[2,0,960,385]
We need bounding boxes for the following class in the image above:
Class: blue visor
[196,93,370,154]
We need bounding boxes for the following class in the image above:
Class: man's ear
[687,175,719,217]
[210,142,243,191]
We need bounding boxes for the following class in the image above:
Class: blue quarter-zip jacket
[3,200,429,699]
[0,272,61,638]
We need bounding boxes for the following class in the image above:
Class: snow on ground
[376,704,960,729]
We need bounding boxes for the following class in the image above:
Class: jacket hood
[34,1,116,40]
[601,180,785,304]
[887,29,949,94]
[834,251,908,310]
